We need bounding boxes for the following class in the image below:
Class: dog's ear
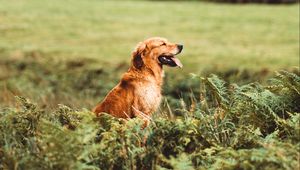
[132,42,146,69]
[133,54,143,69]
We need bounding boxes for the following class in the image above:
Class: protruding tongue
[171,57,183,68]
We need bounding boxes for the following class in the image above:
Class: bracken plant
[0,70,299,170]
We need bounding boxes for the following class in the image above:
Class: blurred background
[0,0,299,110]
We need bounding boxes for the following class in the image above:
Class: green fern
[1,70,299,169]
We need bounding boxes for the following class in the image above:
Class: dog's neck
[144,64,164,86]
[127,64,164,87]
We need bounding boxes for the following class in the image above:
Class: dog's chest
[136,82,162,112]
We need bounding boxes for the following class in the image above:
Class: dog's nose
[177,44,183,53]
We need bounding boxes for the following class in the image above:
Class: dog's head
[131,37,183,70]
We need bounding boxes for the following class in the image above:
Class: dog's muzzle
[177,44,183,54]
[158,44,183,68]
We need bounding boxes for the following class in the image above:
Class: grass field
[0,0,299,169]
[0,0,299,72]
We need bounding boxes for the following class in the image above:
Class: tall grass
[0,69,299,169]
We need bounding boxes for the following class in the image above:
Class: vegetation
[0,0,299,169]
[0,70,299,169]
[0,0,298,72]
[149,0,299,4]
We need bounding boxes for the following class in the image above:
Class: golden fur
[93,37,183,125]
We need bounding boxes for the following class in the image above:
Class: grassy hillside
[0,0,299,109]
[0,0,299,72]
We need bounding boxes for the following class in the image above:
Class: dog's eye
[161,43,166,46]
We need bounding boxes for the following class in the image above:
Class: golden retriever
[93,37,183,125]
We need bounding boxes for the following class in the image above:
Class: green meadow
[0,0,299,169]
[0,0,298,71]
